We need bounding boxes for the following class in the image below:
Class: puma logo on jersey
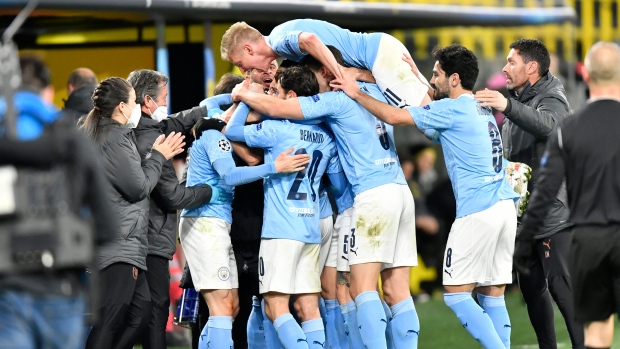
[542,239,551,249]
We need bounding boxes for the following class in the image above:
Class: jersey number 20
[287,148,324,202]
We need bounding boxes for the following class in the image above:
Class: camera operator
[0,56,117,349]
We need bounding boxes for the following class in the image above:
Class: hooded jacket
[133,106,212,260]
[93,117,165,270]
[502,72,572,238]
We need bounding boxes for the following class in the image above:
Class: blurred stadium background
[2,1,619,347]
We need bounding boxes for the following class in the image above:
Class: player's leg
[321,217,345,349]
[584,317,614,349]
[442,204,504,348]
[381,185,419,349]
[261,239,312,349]
[477,200,516,348]
[335,208,361,348]
[200,289,235,349]
[540,229,585,348]
[247,296,265,349]
[261,298,284,349]
[349,184,406,349]
[371,33,431,108]
[294,243,324,349]
[294,293,325,349]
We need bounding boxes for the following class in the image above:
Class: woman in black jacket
[81,77,185,349]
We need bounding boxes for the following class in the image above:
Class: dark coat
[63,86,95,126]
[134,107,212,260]
[94,117,165,270]
[502,72,572,238]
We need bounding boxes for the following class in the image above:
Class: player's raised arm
[232,80,305,119]
[330,66,414,126]
[298,32,346,81]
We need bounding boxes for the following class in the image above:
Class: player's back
[250,120,338,243]
[268,19,381,70]
[418,95,517,218]
[181,130,233,222]
[298,82,406,197]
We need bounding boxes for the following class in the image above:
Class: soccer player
[331,44,519,349]
[225,66,346,349]
[179,118,310,349]
[221,19,432,108]
[231,47,418,349]
[249,60,279,93]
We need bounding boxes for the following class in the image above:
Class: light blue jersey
[298,82,407,196]
[335,183,354,214]
[243,120,340,243]
[319,184,333,220]
[267,19,382,70]
[408,94,518,218]
[181,130,234,223]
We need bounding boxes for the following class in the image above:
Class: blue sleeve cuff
[200,94,232,110]
[213,157,277,186]
[328,171,347,197]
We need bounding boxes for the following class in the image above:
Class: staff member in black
[476,39,583,349]
[80,77,185,349]
[515,41,620,349]
[127,69,224,349]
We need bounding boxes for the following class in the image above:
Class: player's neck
[260,36,279,61]
[449,87,472,99]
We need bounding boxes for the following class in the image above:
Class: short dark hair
[277,66,320,97]
[193,117,226,140]
[67,68,97,90]
[431,44,479,91]
[19,56,51,93]
[509,39,550,76]
[279,59,300,69]
[214,73,244,95]
[302,45,346,72]
[127,69,169,105]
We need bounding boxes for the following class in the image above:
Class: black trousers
[518,229,585,349]
[86,262,152,349]
[141,255,171,349]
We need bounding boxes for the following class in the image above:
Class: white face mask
[147,96,169,122]
[121,103,142,129]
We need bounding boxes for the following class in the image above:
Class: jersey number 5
[287,148,324,202]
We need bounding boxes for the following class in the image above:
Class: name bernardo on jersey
[289,206,316,217]
[299,129,325,144]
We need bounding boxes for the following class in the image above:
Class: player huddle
[180,18,519,349]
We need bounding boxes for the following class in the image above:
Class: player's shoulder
[204,129,225,139]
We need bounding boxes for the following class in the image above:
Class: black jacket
[63,86,95,126]
[134,107,212,260]
[93,118,165,270]
[502,72,572,238]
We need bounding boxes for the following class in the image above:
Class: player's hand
[249,82,265,94]
[274,147,310,173]
[330,65,361,99]
[343,67,376,84]
[513,225,535,276]
[152,132,185,160]
[231,77,251,102]
[475,88,508,112]
[402,53,421,77]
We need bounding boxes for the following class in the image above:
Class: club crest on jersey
[218,139,232,152]
[423,105,431,110]
[256,123,262,131]
[218,267,230,281]
[311,94,320,102]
